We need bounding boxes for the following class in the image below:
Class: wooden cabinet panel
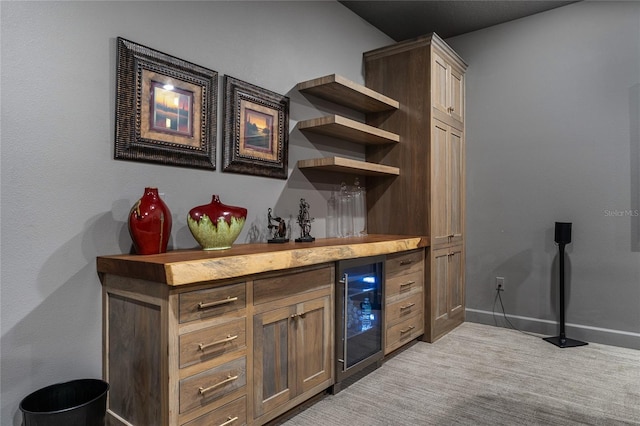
[253,266,332,306]
[179,356,246,414]
[179,318,247,369]
[432,52,449,118]
[179,283,246,323]
[431,120,464,247]
[365,34,466,344]
[294,296,332,395]
[252,294,332,422]
[449,66,464,123]
[431,245,465,341]
[107,293,163,426]
[183,396,247,426]
[386,270,423,301]
[253,305,294,418]
[384,248,425,355]
[432,51,464,124]
[385,311,423,353]
[386,291,423,325]
[386,250,424,277]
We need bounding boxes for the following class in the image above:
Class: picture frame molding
[114,37,218,170]
[223,75,290,179]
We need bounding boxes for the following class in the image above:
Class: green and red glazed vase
[187,195,247,250]
[128,187,172,255]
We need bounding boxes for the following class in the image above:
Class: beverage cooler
[334,255,384,392]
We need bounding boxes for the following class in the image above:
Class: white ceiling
[340,1,578,41]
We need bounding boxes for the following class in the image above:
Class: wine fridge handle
[340,273,349,372]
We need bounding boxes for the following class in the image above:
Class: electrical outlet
[496,277,505,291]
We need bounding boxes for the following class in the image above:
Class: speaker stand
[543,242,588,348]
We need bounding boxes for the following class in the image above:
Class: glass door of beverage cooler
[335,255,384,388]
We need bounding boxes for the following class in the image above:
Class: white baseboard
[466,308,640,350]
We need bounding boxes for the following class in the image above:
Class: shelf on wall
[297,157,400,177]
[298,115,400,145]
[296,74,399,113]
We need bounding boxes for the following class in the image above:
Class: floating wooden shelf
[297,74,399,113]
[298,115,399,145]
[297,157,400,177]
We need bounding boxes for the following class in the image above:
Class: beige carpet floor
[282,322,640,425]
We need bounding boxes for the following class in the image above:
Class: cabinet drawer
[180,356,246,414]
[253,265,332,306]
[183,395,246,426]
[180,283,246,323]
[386,292,423,326]
[386,250,424,277]
[180,318,246,368]
[386,270,423,300]
[386,312,423,350]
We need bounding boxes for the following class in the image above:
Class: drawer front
[386,312,423,350]
[386,270,424,300]
[180,318,247,369]
[180,283,246,323]
[386,292,423,326]
[180,356,246,414]
[253,265,333,306]
[182,395,246,426]
[386,250,424,277]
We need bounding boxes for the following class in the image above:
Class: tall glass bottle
[326,190,338,238]
[352,178,367,236]
[337,182,354,238]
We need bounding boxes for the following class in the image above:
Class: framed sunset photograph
[114,37,218,170]
[223,76,289,179]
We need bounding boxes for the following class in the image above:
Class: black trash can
[19,379,109,426]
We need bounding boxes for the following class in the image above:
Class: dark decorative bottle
[128,187,172,255]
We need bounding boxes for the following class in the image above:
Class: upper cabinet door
[432,52,450,118]
[432,51,464,125]
[449,66,464,123]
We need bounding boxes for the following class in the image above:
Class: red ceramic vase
[128,187,172,255]
[187,195,247,250]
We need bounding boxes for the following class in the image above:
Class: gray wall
[447,1,640,348]
[0,2,391,424]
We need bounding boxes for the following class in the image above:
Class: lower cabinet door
[253,305,295,418]
[252,295,333,421]
[294,296,332,395]
[431,245,465,340]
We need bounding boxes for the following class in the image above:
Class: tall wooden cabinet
[364,33,467,342]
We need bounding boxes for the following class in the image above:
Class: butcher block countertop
[97,234,429,286]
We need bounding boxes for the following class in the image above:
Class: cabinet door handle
[219,416,239,426]
[198,374,239,395]
[198,296,238,309]
[400,325,416,334]
[400,280,415,288]
[198,334,238,351]
[400,303,415,310]
[399,260,413,265]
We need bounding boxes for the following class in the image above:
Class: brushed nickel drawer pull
[198,296,238,310]
[400,325,416,334]
[400,303,415,310]
[400,281,416,288]
[399,260,413,265]
[198,374,239,395]
[219,416,239,426]
[198,334,239,351]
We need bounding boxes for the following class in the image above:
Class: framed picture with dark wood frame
[223,76,289,179]
[114,37,217,170]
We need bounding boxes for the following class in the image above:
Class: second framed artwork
[223,76,290,179]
